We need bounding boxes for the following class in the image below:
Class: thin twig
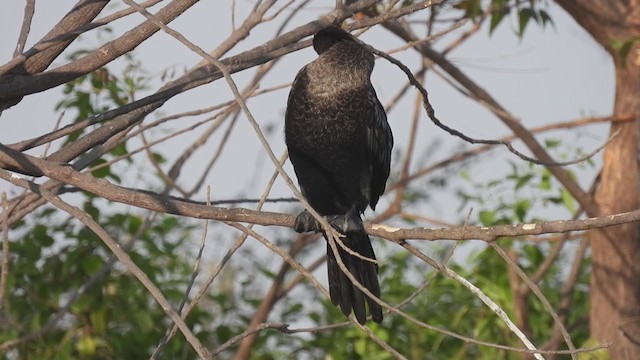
[542,238,590,353]
[401,242,545,359]
[365,41,619,167]
[1,0,162,76]
[179,186,211,312]
[491,243,576,359]
[211,323,291,357]
[386,19,469,55]
[150,152,289,359]
[13,0,36,57]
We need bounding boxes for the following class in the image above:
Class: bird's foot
[326,212,364,234]
[293,210,321,233]
[293,209,364,234]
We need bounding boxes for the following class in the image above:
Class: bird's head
[312,25,354,55]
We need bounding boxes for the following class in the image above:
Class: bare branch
[0,0,163,78]
[13,0,36,58]
[0,0,199,108]
[542,238,590,354]
[0,0,108,78]
[2,145,640,243]
[151,152,288,359]
[211,323,291,357]
[401,242,544,359]
[492,243,577,359]
[388,115,623,192]
[367,42,618,168]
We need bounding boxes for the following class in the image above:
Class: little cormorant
[284,25,393,324]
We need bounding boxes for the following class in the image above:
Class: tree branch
[2,146,639,243]
[13,0,36,58]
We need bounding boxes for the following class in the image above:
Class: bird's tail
[326,231,383,324]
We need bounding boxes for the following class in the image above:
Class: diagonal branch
[13,0,36,58]
[1,0,108,78]
[0,0,199,108]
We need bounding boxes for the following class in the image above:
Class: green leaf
[479,210,495,226]
[33,224,55,247]
[539,9,554,28]
[152,152,166,164]
[83,201,100,221]
[283,303,304,317]
[158,216,179,234]
[545,138,561,149]
[578,338,610,360]
[107,172,122,183]
[518,8,538,36]
[90,308,107,334]
[489,7,509,35]
[128,215,142,234]
[454,0,483,20]
[81,254,104,274]
[515,174,534,190]
[66,129,83,143]
[611,37,640,67]
[354,336,367,355]
[90,73,104,90]
[76,336,97,357]
[216,325,232,342]
[561,188,576,213]
[539,171,551,190]
[515,199,531,221]
[110,143,129,157]
[90,158,110,178]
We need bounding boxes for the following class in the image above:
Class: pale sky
[0,0,613,226]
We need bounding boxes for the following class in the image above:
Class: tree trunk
[556,1,640,358]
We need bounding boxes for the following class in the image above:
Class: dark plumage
[284,26,393,324]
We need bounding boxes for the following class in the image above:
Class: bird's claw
[293,210,364,234]
[293,210,320,233]
[326,213,364,234]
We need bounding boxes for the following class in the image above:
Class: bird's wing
[365,86,393,210]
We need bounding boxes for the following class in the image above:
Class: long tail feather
[326,231,382,324]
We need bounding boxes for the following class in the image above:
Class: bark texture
[557,1,640,358]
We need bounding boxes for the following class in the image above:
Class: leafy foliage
[2,205,217,359]
[453,0,554,36]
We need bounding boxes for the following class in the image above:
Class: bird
[284,25,393,324]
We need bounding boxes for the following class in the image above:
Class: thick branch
[2,0,109,77]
